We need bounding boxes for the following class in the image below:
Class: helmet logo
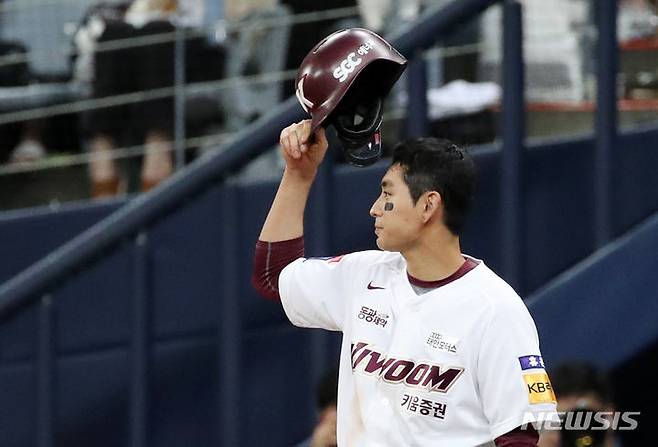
[333,52,362,82]
[296,76,314,113]
[356,40,376,56]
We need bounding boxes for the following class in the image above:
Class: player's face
[369,164,424,252]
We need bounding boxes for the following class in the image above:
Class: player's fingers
[298,121,312,152]
[294,129,309,154]
[278,129,286,153]
[280,128,297,160]
[314,126,328,148]
[288,129,302,158]
[279,128,289,152]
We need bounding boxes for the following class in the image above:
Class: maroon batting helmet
[295,28,407,166]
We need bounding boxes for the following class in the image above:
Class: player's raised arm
[252,120,328,300]
[258,120,328,242]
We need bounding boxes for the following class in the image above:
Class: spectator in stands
[295,369,338,447]
[224,0,278,23]
[0,39,49,165]
[78,0,220,198]
[360,0,481,83]
[78,0,171,197]
[217,0,297,181]
[618,0,656,43]
[6,122,47,164]
[539,361,622,447]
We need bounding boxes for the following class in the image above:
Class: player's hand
[279,120,328,180]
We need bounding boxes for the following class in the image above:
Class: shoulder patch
[518,355,545,371]
[524,372,556,404]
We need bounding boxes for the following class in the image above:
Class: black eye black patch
[384,202,394,211]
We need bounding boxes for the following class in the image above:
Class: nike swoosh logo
[367,281,385,290]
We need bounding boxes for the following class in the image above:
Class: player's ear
[421,191,441,223]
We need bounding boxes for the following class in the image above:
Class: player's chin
[375,236,396,252]
[375,234,385,250]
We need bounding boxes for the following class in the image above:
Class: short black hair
[550,362,613,405]
[392,137,477,235]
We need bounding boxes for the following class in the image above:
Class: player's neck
[402,230,464,282]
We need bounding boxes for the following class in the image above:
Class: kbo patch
[523,373,556,404]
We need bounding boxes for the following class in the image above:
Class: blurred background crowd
[0,0,656,210]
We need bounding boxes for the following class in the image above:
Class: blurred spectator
[0,39,48,164]
[360,0,481,83]
[224,0,278,22]
[77,0,175,197]
[295,369,338,447]
[358,0,419,35]
[618,0,656,44]
[217,0,294,182]
[539,362,621,447]
[221,0,292,132]
[8,121,47,163]
[76,0,222,198]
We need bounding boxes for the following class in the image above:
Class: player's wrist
[283,165,318,184]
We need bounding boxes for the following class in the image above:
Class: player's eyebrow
[381,179,393,189]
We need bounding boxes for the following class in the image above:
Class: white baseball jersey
[279,250,557,447]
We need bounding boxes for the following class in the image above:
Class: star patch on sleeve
[518,355,545,371]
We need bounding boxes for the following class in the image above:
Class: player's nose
[369,199,382,218]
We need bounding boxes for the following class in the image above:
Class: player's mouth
[374,226,383,234]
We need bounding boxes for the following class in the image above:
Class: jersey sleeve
[477,293,558,440]
[278,252,371,331]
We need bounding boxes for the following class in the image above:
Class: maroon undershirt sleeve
[251,236,305,300]
[494,426,539,447]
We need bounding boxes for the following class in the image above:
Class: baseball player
[252,29,557,447]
